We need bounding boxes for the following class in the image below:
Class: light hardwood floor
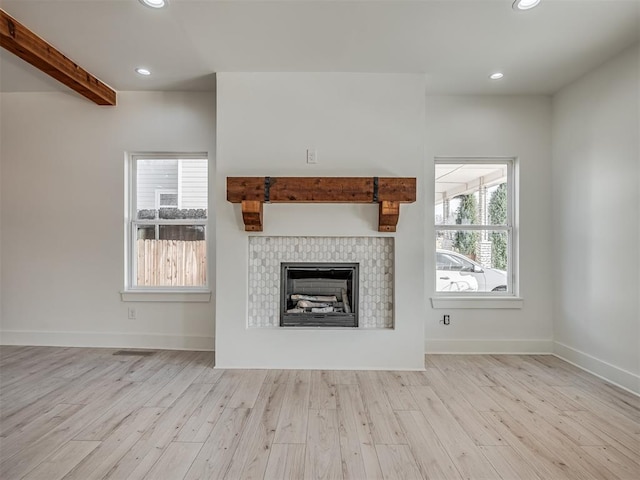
[1,347,639,479]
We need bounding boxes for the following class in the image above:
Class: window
[434,158,516,295]
[156,190,178,209]
[126,153,208,290]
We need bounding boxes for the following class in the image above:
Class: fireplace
[280,262,359,327]
[248,237,393,329]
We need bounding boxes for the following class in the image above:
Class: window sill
[121,290,212,303]
[430,296,523,309]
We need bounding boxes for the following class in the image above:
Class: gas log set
[285,292,352,314]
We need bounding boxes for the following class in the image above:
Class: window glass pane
[435,163,507,226]
[130,155,208,289]
[159,225,205,241]
[135,228,207,287]
[136,158,208,220]
[436,230,509,293]
[136,225,156,240]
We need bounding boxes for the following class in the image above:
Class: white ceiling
[1,0,638,95]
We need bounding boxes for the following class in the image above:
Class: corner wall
[0,91,216,350]
[552,44,640,393]
[425,95,554,353]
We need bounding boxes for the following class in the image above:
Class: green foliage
[489,183,507,269]
[454,194,479,257]
[488,183,507,224]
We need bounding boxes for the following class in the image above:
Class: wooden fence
[137,239,207,286]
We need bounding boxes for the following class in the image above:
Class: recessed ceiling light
[135,67,151,76]
[489,72,504,80]
[139,0,167,9]
[512,0,541,11]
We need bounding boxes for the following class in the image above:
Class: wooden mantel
[227,177,416,232]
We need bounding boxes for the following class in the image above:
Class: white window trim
[431,156,519,307]
[124,152,210,300]
[120,290,211,303]
[430,297,523,309]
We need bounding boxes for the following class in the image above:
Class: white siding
[136,159,179,211]
[179,159,208,210]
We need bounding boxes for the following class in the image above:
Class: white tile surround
[248,236,394,328]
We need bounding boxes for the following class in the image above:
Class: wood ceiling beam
[0,9,116,106]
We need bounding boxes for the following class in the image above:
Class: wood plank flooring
[1,347,638,479]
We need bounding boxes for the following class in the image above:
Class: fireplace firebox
[280,263,359,327]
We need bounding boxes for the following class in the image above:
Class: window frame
[124,152,209,295]
[433,156,518,299]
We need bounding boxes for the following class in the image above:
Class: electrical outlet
[128,307,136,320]
[443,314,450,325]
[306,148,318,164]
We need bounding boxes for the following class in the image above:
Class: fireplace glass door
[280,263,359,327]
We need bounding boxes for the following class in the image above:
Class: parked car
[436,249,507,292]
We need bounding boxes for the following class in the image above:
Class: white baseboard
[215,365,426,371]
[0,330,214,351]
[553,342,640,395]
[425,339,553,354]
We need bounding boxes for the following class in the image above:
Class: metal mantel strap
[373,176,379,202]
[264,176,271,202]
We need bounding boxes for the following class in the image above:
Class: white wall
[425,96,554,353]
[552,44,640,393]
[0,91,216,350]
[216,73,426,369]
[0,93,3,329]
[0,85,555,361]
